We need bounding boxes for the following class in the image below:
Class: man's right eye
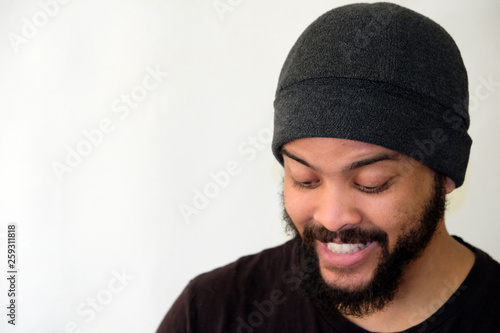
[292,180,318,189]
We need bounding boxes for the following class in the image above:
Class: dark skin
[283,137,475,332]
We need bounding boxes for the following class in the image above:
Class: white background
[0,0,499,332]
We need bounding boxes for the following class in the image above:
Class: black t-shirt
[157,237,500,332]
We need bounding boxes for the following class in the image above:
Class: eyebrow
[281,148,319,171]
[342,152,401,172]
[281,148,400,173]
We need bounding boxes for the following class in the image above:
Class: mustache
[302,223,388,245]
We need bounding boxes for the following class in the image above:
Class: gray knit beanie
[272,2,471,187]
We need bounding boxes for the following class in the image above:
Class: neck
[347,223,475,332]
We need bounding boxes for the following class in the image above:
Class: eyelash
[292,180,317,189]
[292,180,390,194]
[355,181,389,194]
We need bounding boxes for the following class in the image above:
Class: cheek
[361,198,397,224]
[359,196,416,244]
[370,196,425,249]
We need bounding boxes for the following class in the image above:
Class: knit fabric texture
[272,2,471,187]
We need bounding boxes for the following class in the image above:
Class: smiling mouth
[326,242,373,254]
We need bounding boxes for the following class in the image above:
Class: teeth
[326,242,372,254]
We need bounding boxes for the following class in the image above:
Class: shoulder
[459,237,500,282]
[467,241,500,295]
[441,237,500,330]
[453,237,500,300]
[188,239,298,299]
[156,240,302,333]
[199,238,298,278]
[410,238,500,332]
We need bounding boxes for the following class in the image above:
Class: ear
[445,177,456,194]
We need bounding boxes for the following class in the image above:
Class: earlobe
[445,177,456,194]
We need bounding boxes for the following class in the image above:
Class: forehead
[281,137,417,174]
[283,137,400,159]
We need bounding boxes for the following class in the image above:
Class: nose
[313,185,363,232]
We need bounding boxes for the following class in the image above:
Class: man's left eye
[356,181,389,194]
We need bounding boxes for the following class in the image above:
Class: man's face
[282,137,453,316]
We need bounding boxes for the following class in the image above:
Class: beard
[283,173,447,317]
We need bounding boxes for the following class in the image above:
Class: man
[157,3,500,332]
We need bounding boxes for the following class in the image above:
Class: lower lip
[316,240,377,268]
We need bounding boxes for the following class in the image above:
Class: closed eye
[292,180,319,189]
[355,181,390,194]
